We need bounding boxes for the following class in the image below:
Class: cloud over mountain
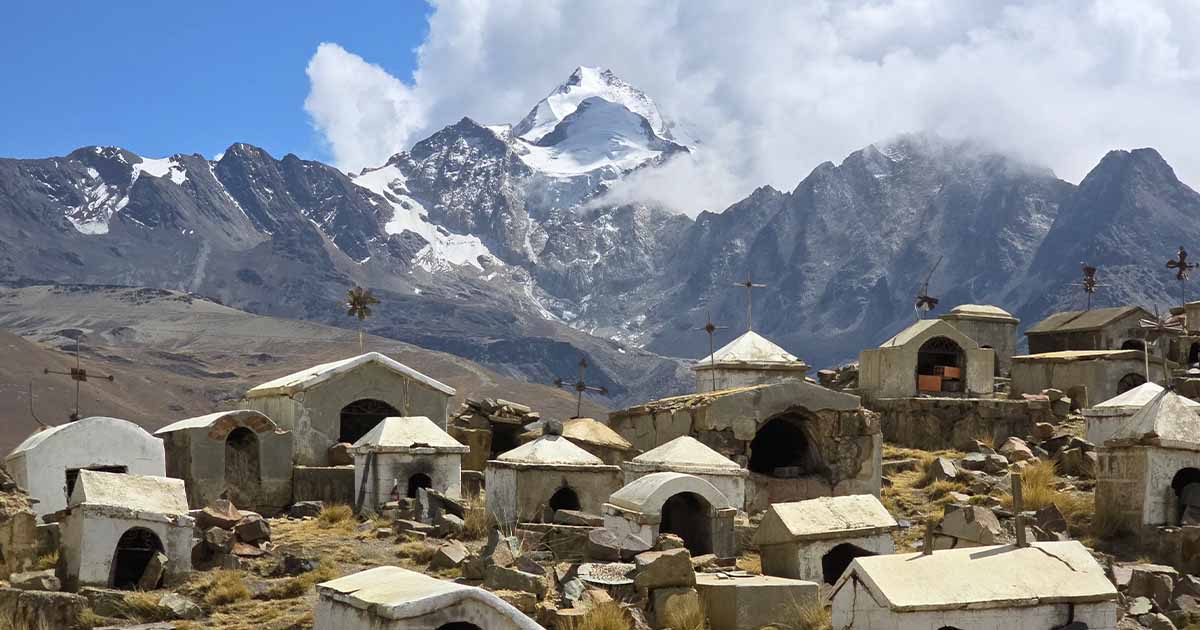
[305,0,1200,215]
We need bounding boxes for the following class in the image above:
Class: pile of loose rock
[1113,563,1200,629]
[192,498,273,570]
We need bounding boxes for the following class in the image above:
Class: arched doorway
[406,473,433,498]
[1190,342,1200,367]
[1122,339,1146,351]
[1117,372,1146,395]
[1172,468,1200,524]
[225,427,260,505]
[916,336,966,394]
[660,492,713,555]
[111,527,164,590]
[821,543,877,584]
[749,414,822,478]
[339,399,399,444]
[549,486,581,513]
[436,624,482,630]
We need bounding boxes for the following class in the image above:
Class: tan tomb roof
[830,541,1117,613]
[521,417,633,451]
[1026,306,1149,335]
[69,470,189,517]
[942,304,1018,322]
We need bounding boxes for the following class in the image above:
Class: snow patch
[132,156,188,186]
[352,163,496,271]
[515,66,668,143]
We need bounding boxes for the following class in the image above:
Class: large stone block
[696,573,820,630]
[634,548,695,590]
[0,588,87,630]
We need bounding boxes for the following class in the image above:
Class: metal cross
[43,335,114,422]
[1139,305,1186,385]
[554,358,608,419]
[693,311,729,391]
[1079,262,1109,311]
[733,274,766,331]
[1167,246,1197,307]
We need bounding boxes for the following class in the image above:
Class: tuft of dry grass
[926,480,969,502]
[663,597,706,630]
[563,602,632,630]
[116,592,172,622]
[737,552,761,574]
[462,497,494,541]
[763,598,831,630]
[1001,460,1058,511]
[262,562,338,600]
[1091,505,1135,541]
[317,504,355,530]
[77,608,107,629]
[200,570,253,607]
[396,541,437,564]
[35,550,58,571]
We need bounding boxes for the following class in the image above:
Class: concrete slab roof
[155,409,277,435]
[755,495,898,545]
[493,434,606,467]
[606,471,732,515]
[831,541,1117,612]
[9,416,154,458]
[610,379,861,419]
[1093,382,1198,410]
[245,352,455,398]
[694,330,807,371]
[521,418,633,451]
[942,304,1017,322]
[626,436,745,476]
[1107,389,1200,450]
[1012,349,1149,362]
[1026,306,1149,335]
[316,566,543,628]
[351,416,468,453]
[879,319,977,350]
[69,470,188,516]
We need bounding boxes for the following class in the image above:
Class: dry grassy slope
[0,284,607,455]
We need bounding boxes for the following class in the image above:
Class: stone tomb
[60,471,193,591]
[351,416,468,511]
[938,304,1019,376]
[315,565,542,630]
[1097,389,1200,528]
[692,329,809,394]
[155,410,294,516]
[1011,349,1167,410]
[603,472,737,558]
[5,416,165,518]
[830,541,1119,630]
[755,494,897,584]
[858,318,995,400]
[609,381,880,513]
[244,352,456,465]
[485,431,622,526]
[623,436,748,512]
[1083,382,1196,446]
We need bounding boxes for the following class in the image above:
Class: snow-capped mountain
[4,66,1200,406]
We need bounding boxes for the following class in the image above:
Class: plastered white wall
[354,451,462,511]
[62,511,192,589]
[761,533,894,583]
[315,594,531,630]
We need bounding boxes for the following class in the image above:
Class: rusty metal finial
[693,310,729,391]
[1167,246,1197,307]
[1079,262,1109,311]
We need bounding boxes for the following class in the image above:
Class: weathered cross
[733,274,766,331]
[554,358,608,419]
[1167,246,1197,307]
[1139,306,1186,385]
[693,311,729,391]
[43,335,114,422]
[914,255,943,319]
[1079,262,1109,311]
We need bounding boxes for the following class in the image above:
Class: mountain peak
[513,66,669,143]
[1083,147,1180,191]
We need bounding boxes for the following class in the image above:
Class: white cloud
[305,0,1200,213]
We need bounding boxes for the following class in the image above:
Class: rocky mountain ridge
[2,66,1198,406]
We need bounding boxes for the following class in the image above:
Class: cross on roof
[733,273,766,331]
[1079,262,1110,311]
[553,358,608,419]
[693,311,729,391]
[1166,246,1197,307]
[42,335,114,422]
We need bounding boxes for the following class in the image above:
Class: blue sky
[0,2,430,162]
